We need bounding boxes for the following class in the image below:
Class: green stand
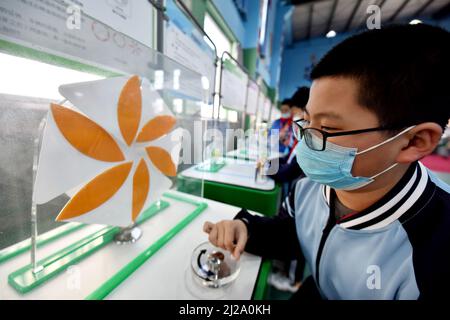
[204,181,281,217]
[85,192,207,300]
[177,175,281,216]
[176,176,203,196]
[8,200,170,294]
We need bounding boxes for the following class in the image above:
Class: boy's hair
[291,86,310,110]
[281,98,292,106]
[310,24,450,131]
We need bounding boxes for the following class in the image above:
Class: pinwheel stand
[113,225,143,244]
[7,111,207,296]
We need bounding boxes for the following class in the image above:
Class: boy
[203,24,450,300]
[290,86,310,121]
[269,87,309,185]
[270,99,294,155]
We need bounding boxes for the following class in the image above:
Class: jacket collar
[322,162,436,230]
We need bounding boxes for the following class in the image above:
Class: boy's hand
[203,220,248,260]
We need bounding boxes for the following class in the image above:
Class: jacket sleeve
[233,183,302,260]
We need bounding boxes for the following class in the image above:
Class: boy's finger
[203,221,214,233]
[217,224,224,249]
[208,225,218,246]
[224,226,235,252]
[233,248,241,260]
[233,232,247,260]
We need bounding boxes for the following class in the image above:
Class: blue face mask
[295,126,415,190]
[281,112,291,119]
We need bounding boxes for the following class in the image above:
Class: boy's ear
[396,122,443,164]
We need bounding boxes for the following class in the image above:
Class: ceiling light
[326,30,337,38]
[409,19,422,25]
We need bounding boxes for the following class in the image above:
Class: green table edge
[7,200,170,294]
[203,180,281,217]
[252,259,272,300]
[85,192,208,300]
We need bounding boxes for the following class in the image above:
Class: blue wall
[278,32,353,100]
[242,0,261,49]
[211,0,246,45]
[211,0,262,49]
[269,4,293,89]
[437,15,450,30]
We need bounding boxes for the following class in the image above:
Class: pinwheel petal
[51,104,125,162]
[146,146,177,177]
[132,159,150,222]
[56,162,133,221]
[136,115,176,142]
[118,75,142,146]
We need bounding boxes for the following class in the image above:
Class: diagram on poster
[77,0,153,47]
[246,81,259,115]
[221,61,248,112]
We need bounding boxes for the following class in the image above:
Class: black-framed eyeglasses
[292,119,399,151]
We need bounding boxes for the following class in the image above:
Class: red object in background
[421,155,450,173]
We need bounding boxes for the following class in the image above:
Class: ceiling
[290,0,450,42]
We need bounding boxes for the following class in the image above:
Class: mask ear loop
[356,126,416,156]
[354,125,416,180]
[369,163,399,180]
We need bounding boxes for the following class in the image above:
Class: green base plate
[8,200,170,294]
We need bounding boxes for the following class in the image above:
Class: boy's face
[305,77,408,182]
[291,106,304,119]
[280,104,291,115]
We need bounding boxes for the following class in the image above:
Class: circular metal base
[114,225,142,244]
[184,268,229,300]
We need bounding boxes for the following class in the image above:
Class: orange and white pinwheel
[33,75,182,226]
